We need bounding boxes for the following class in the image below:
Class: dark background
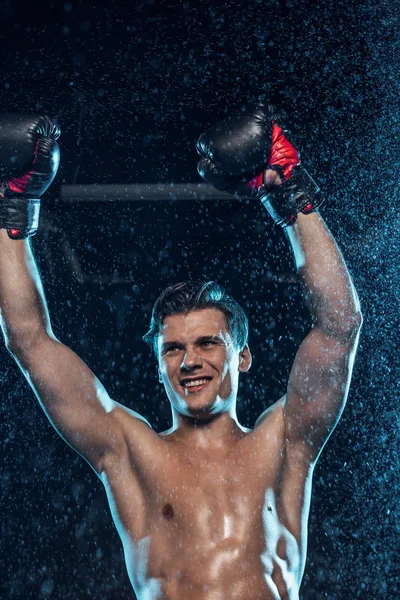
[0,0,399,598]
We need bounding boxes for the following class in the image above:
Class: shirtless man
[0,106,362,599]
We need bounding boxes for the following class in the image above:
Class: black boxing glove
[196,102,323,227]
[0,114,61,239]
[196,103,281,195]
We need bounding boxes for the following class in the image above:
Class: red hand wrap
[245,171,264,193]
[8,140,39,195]
[245,122,300,194]
[268,122,299,179]
[8,171,35,195]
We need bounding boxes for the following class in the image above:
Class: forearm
[0,228,52,349]
[285,211,362,337]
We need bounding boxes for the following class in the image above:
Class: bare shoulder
[253,395,285,432]
[103,401,163,462]
[112,401,153,430]
[112,401,162,441]
[254,396,317,469]
[241,396,286,466]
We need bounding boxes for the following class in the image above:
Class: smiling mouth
[181,377,212,392]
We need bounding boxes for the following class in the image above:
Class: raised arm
[0,115,144,476]
[196,101,362,464]
[283,211,362,464]
[1,229,130,474]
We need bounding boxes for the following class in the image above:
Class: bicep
[283,325,361,463]
[10,333,125,474]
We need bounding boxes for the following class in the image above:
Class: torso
[100,400,314,599]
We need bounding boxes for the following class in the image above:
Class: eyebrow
[161,334,224,352]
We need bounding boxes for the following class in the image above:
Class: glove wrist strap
[259,166,324,227]
[0,196,41,239]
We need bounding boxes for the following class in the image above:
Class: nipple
[162,503,174,520]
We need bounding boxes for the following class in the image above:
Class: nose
[181,347,202,372]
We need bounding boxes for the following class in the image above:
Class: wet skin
[101,308,312,599]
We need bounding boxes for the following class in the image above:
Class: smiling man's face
[157,308,251,419]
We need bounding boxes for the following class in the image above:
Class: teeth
[183,379,209,388]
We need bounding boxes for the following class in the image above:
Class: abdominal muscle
[124,535,272,600]
[120,520,299,600]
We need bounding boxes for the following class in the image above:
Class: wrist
[0,193,41,239]
[259,166,324,227]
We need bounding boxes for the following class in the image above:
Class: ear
[238,345,252,372]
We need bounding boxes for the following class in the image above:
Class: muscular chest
[104,425,298,544]
[138,444,283,543]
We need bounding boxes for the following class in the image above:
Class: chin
[184,396,215,413]
[169,391,215,416]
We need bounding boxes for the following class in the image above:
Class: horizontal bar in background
[60,183,245,202]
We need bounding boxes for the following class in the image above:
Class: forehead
[160,308,229,340]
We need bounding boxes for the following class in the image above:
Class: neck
[168,407,246,451]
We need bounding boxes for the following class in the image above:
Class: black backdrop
[0,1,398,598]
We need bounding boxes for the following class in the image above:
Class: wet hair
[143,281,249,356]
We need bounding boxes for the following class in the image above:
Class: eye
[201,340,215,347]
[164,345,182,354]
